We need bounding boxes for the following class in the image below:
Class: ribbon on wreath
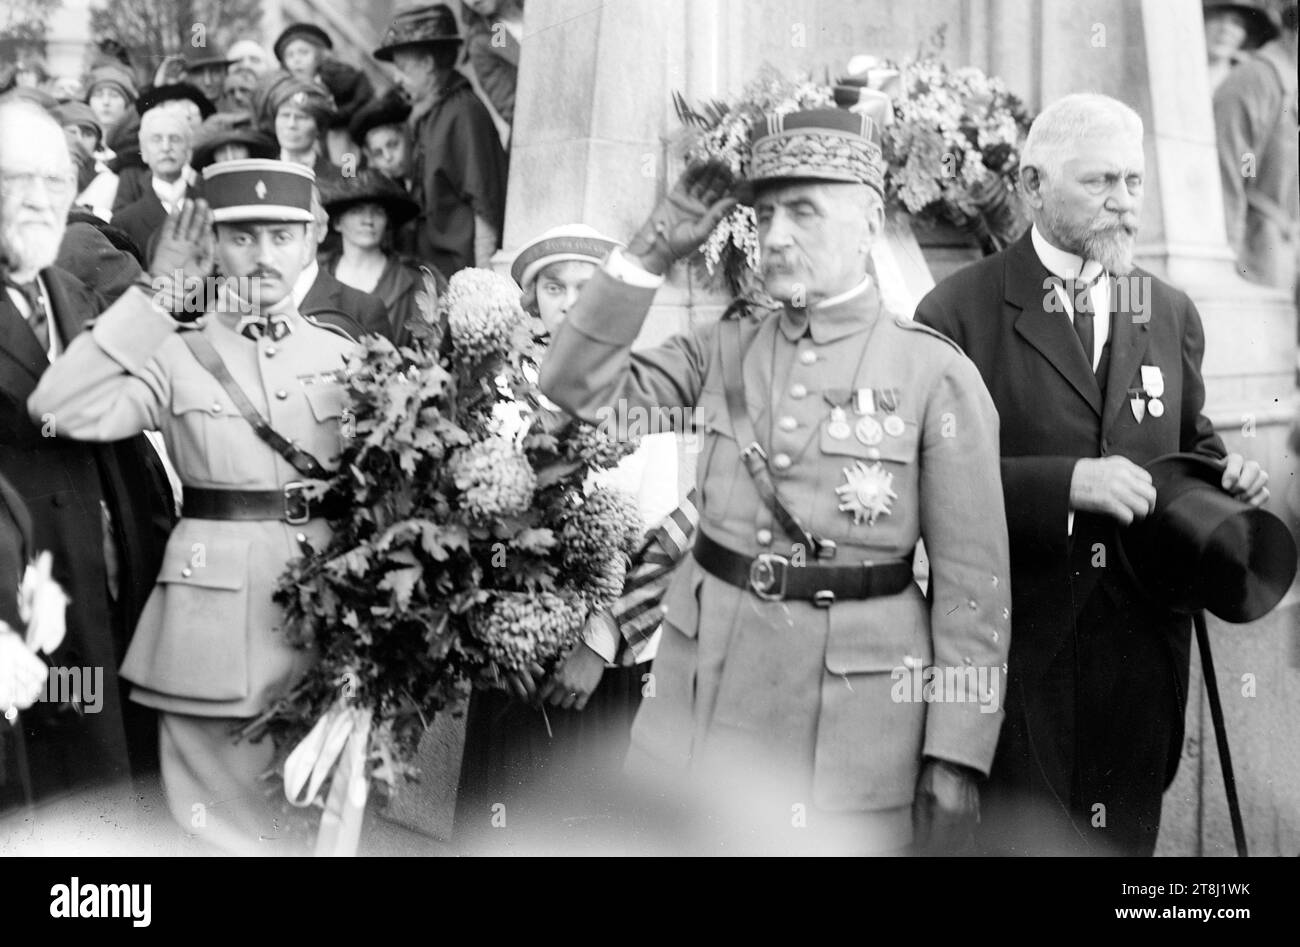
[283,699,373,857]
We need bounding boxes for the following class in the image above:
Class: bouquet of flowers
[240,267,642,853]
[881,31,1033,251]
[673,36,1033,294]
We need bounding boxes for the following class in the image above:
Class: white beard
[1,220,63,279]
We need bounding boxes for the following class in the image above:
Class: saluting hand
[148,199,215,315]
[627,160,739,275]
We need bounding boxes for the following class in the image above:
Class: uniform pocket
[302,381,347,422]
[813,587,929,811]
[170,379,251,485]
[140,536,252,701]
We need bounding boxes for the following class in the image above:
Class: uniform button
[275,389,289,400]
[963,656,974,666]
[181,567,193,578]
[1002,607,1010,620]
[772,452,792,470]
[968,599,977,610]
[902,655,921,670]
[295,532,307,544]
[799,350,817,365]
[992,630,1000,643]
[789,383,807,399]
[264,345,278,358]
[756,528,773,546]
[210,402,223,415]
[778,416,797,432]
[866,447,881,460]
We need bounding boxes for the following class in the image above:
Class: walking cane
[1193,610,1247,857]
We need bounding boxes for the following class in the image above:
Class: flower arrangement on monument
[673,28,1033,296]
[239,267,642,853]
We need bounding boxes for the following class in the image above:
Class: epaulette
[894,315,962,353]
[302,311,362,344]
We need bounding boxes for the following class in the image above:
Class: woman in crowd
[320,169,434,345]
[274,23,374,165]
[258,74,341,185]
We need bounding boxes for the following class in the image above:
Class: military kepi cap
[747,107,885,196]
[201,158,315,224]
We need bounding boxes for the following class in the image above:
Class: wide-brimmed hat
[374,4,462,62]
[53,101,103,142]
[1202,0,1280,47]
[349,87,411,144]
[136,81,216,120]
[1117,452,1297,623]
[84,63,138,104]
[742,106,886,201]
[191,111,278,170]
[320,168,419,229]
[202,157,316,224]
[274,24,334,64]
[510,224,623,292]
[183,45,234,72]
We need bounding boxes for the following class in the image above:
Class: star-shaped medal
[836,460,898,526]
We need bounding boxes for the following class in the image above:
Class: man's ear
[1019,166,1045,209]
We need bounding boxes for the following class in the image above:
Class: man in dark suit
[111,102,200,260]
[0,99,173,813]
[915,93,1269,856]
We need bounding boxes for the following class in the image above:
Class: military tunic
[540,263,1012,852]
[28,284,354,851]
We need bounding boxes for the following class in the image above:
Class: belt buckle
[749,553,789,601]
[283,481,311,525]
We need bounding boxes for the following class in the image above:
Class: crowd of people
[0,1,1294,858]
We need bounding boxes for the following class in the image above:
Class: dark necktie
[1064,275,1099,370]
[239,314,291,342]
[5,277,49,353]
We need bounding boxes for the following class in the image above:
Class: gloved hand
[626,160,738,275]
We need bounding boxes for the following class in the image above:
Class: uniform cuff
[604,247,666,289]
[90,285,179,375]
[582,614,620,664]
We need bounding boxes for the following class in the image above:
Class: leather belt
[693,532,914,608]
[183,483,343,525]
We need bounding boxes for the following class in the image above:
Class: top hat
[1117,452,1297,623]
[320,169,419,229]
[374,4,463,62]
[743,107,886,201]
[1202,0,1281,47]
[201,158,316,224]
[510,224,623,291]
[274,24,334,63]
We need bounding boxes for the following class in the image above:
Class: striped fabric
[612,487,700,665]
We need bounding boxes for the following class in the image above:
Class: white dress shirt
[291,259,320,311]
[151,165,197,216]
[1031,224,1111,372]
[5,274,61,361]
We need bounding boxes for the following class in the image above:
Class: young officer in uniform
[29,159,357,854]
[539,108,1012,855]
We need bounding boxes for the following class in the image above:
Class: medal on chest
[836,460,898,526]
[1141,365,1165,418]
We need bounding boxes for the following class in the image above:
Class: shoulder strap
[719,317,826,557]
[180,331,331,480]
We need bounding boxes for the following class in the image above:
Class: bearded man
[0,99,172,812]
[914,93,1269,856]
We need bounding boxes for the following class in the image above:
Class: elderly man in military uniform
[539,108,1012,854]
[29,159,356,854]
